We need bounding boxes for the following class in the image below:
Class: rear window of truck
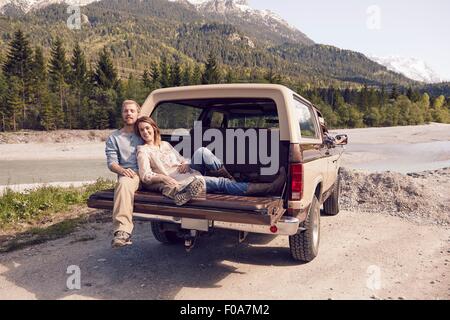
[151,102,203,133]
[151,98,278,130]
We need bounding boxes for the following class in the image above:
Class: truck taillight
[290,163,303,200]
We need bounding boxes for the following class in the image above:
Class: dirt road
[0,210,448,300]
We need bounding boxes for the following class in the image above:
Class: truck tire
[323,173,340,216]
[151,221,181,244]
[289,195,321,262]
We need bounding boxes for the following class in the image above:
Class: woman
[135,116,286,206]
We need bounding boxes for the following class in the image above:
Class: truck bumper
[133,213,302,236]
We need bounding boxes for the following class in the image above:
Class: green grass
[0,179,115,228]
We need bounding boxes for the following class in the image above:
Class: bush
[0,179,115,227]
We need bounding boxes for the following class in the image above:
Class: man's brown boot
[208,166,235,181]
[244,167,286,196]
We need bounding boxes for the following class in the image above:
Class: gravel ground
[340,167,450,226]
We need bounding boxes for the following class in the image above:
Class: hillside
[0,0,417,87]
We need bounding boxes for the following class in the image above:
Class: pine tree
[48,37,69,128]
[171,61,182,87]
[0,62,8,131]
[2,29,33,129]
[125,73,146,102]
[368,88,378,109]
[182,65,192,86]
[202,52,221,84]
[69,43,88,128]
[390,84,399,100]
[149,61,160,88]
[159,57,170,88]
[406,87,413,101]
[142,69,152,88]
[343,88,352,104]
[31,47,46,85]
[70,43,87,88]
[4,76,23,131]
[91,48,120,129]
[40,90,56,131]
[30,46,52,129]
[358,84,369,113]
[334,91,345,108]
[89,87,117,129]
[192,64,202,85]
[94,47,118,90]
[380,84,388,106]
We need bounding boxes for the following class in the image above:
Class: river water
[343,140,450,174]
[0,140,449,187]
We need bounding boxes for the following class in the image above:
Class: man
[105,100,144,248]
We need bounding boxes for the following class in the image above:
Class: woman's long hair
[135,116,162,147]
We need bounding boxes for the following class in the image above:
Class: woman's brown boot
[173,177,206,206]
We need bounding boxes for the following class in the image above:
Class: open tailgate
[88,190,285,225]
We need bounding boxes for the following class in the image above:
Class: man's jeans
[189,147,249,196]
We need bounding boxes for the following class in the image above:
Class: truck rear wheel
[151,221,181,244]
[289,195,321,262]
[323,173,340,216]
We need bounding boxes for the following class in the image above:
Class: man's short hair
[122,100,141,112]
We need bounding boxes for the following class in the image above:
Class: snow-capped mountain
[172,0,297,31]
[0,0,97,14]
[369,55,447,84]
[169,0,313,45]
[0,0,313,45]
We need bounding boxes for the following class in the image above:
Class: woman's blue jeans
[189,147,249,195]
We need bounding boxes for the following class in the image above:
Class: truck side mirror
[335,134,348,146]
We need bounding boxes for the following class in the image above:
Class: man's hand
[120,168,137,178]
[110,163,137,178]
[177,163,191,174]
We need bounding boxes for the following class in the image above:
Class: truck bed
[88,190,286,225]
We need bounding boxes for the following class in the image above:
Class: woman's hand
[158,175,180,188]
[177,163,191,174]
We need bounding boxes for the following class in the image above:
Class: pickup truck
[88,84,347,262]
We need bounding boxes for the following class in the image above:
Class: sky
[248,0,450,80]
